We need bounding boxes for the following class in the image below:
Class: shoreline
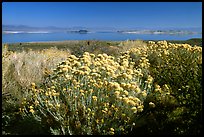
[2,40,124,44]
[2,38,202,45]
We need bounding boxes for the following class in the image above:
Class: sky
[2,2,202,29]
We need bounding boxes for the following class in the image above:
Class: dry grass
[2,47,71,97]
[118,40,147,52]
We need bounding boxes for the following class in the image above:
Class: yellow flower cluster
[20,50,155,135]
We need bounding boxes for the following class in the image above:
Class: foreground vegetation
[2,39,202,135]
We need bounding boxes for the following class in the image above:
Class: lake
[2,32,202,43]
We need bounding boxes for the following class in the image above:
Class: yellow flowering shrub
[20,51,156,135]
[126,40,202,135]
[17,40,202,135]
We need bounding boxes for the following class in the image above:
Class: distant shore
[3,40,123,44]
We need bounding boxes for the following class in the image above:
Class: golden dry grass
[2,47,71,97]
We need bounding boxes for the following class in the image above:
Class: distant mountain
[2,25,68,32]
[2,24,117,33]
[2,24,202,34]
[2,25,32,31]
[70,26,88,30]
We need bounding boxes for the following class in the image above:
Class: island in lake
[67,29,89,34]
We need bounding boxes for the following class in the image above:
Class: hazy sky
[2,2,202,29]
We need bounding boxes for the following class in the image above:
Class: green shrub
[127,40,202,135]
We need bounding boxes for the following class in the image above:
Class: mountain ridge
[2,24,202,33]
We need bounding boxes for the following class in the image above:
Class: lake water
[2,32,202,43]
